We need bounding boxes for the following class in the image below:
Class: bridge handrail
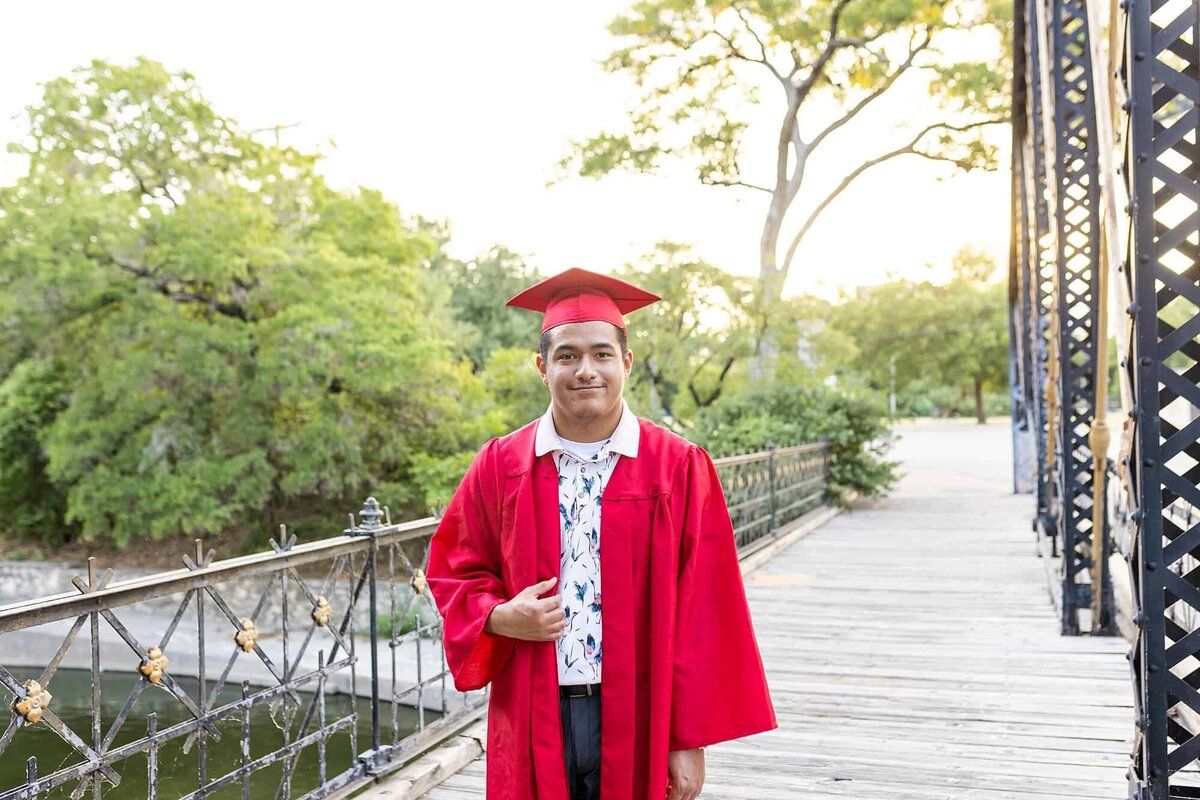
[0,438,829,799]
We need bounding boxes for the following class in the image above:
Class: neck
[551,400,623,443]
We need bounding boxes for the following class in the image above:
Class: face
[536,321,633,424]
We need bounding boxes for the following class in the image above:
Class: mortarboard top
[506,267,661,333]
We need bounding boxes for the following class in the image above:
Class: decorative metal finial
[347,497,384,535]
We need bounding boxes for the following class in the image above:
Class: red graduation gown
[425,416,777,799]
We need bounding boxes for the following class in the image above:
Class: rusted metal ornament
[311,596,333,627]
[234,618,258,652]
[13,679,52,725]
[138,645,170,685]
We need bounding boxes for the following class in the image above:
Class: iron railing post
[766,441,777,534]
[349,497,384,758]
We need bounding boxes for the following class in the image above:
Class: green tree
[617,243,757,425]
[827,246,1008,422]
[429,245,544,370]
[0,58,503,545]
[564,0,1010,305]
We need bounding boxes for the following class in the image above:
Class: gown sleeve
[669,445,778,751]
[425,439,515,691]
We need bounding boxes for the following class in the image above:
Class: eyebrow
[552,341,617,355]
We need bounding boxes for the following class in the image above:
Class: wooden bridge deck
[421,421,1133,798]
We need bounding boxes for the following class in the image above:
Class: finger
[537,594,564,611]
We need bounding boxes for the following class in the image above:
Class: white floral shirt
[534,401,640,685]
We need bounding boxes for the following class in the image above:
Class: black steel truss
[1119,0,1200,791]
[1014,0,1115,634]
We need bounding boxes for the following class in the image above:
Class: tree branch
[793,0,858,102]
[701,176,773,193]
[778,118,1007,281]
[105,253,252,322]
[712,24,785,84]
[688,356,736,408]
[807,28,935,153]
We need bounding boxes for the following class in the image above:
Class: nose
[575,355,599,381]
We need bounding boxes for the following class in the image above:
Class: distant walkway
[423,421,1132,798]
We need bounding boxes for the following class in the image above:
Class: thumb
[526,576,557,596]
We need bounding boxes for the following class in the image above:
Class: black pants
[559,693,601,800]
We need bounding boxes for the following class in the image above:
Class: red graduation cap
[506,267,661,333]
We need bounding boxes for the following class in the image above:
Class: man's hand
[666,748,705,800]
[484,577,565,642]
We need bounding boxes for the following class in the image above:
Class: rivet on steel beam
[1139,254,1149,263]
[1133,612,1145,626]
[1137,715,1149,729]
[1134,52,1146,61]
[1124,202,1133,213]
[1137,153,1148,163]
[1132,509,1144,521]
[1122,100,1134,111]
[1143,458,1156,468]
[1149,663,1160,672]
[1127,300,1137,314]
[1129,405,1139,418]
[1146,561,1158,572]
[1140,356,1152,366]
[1126,648,1134,660]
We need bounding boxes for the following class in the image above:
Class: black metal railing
[0,440,828,799]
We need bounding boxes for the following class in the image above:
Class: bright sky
[0,1,1010,300]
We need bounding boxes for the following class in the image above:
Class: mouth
[571,386,605,392]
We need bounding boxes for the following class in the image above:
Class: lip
[570,386,605,392]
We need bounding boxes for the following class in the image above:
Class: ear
[536,353,549,385]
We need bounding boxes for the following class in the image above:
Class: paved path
[423,421,1133,798]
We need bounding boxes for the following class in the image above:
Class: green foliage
[480,347,548,429]
[825,247,1009,423]
[0,59,499,545]
[617,243,757,424]
[429,246,544,370]
[0,359,73,541]
[691,379,900,504]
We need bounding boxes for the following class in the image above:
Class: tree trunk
[752,206,786,379]
[974,377,986,425]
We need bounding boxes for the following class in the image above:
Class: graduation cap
[506,267,661,333]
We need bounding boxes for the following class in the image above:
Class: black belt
[559,683,601,698]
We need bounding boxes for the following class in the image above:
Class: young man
[426,268,776,800]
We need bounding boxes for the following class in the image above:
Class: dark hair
[539,324,628,361]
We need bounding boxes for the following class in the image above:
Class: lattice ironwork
[1014,0,1114,635]
[714,443,829,549]
[1118,0,1200,791]
[1046,0,1108,634]
[0,502,485,800]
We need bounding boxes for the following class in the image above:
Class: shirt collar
[534,399,640,459]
